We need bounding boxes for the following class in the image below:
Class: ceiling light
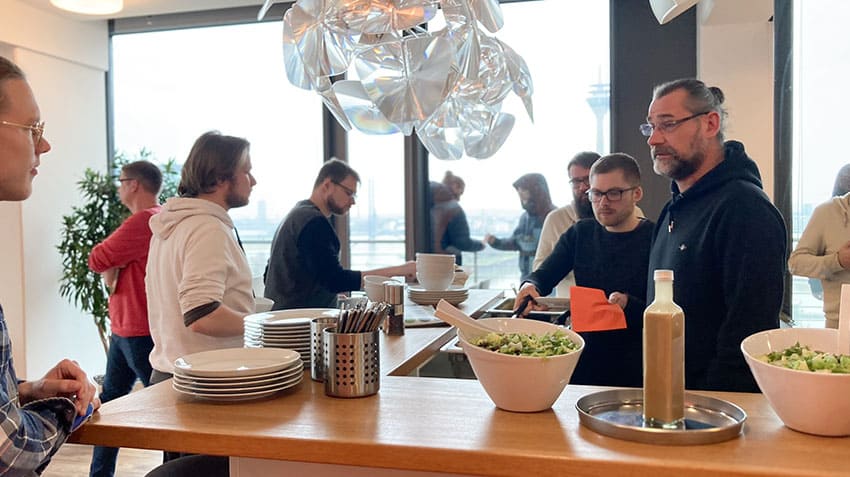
[260,0,534,160]
[50,0,123,15]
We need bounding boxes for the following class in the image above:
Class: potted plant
[57,149,179,354]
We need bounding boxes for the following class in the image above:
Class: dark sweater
[527,218,654,388]
[264,200,361,310]
[648,141,787,392]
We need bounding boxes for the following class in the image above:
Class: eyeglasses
[114,177,135,187]
[0,120,45,144]
[332,181,357,199]
[569,177,590,189]
[587,186,637,203]
[639,111,709,137]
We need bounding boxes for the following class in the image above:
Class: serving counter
[69,289,849,477]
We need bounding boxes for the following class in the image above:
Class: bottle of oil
[643,269,684,429]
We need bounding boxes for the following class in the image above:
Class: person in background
[788,163,850,329]
[431,171,483,265]
[0,55,100,475]
[484,173,555,282]
[515,154,653,387]
[532,151,600,297]
[87,160,162,477]
[644,78,786,392]
[264,158,415,310]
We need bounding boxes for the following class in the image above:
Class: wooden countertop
[69,289,848,477]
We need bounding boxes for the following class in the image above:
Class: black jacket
[647,141,787,392]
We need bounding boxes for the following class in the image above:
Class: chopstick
[335,303,388,333]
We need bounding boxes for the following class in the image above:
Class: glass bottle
[643,269,685,429]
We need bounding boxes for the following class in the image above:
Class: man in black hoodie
[642,79,787,393]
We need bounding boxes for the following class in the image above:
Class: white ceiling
[23,0,266,21]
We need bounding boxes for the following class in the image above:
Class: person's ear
[633,186,643,202]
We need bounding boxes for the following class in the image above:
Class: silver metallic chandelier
[259,0,534,160]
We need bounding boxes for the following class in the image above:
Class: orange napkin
[569,286,627,332]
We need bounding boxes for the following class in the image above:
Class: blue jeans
[89,333,154,477]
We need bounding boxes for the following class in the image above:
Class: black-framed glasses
[587,186,637,203]
[0,119,45,144]
[114,177,136,187]
[332,181,357,199]
[639,111,709,137]
[569,177,590,189]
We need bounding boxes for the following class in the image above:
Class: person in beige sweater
[788,191,850,328]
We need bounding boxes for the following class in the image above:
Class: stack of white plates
[172,348,303,402]
[408,285,469,305]
[243,308,338,369]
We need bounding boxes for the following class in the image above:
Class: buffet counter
[69,289,848,477]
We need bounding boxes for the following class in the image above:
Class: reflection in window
[112,22,324,280]
[428,1,610,290]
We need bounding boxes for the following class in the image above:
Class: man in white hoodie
[788,189,850,329]
[146,130,256,384]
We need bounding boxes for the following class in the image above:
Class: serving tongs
[434,299,499,340]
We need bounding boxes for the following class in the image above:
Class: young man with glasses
[264,158,415,310]
[532,151,600,298]
[0,55,100,475]
[644,78,786,393]
[515,153,653,388]
[86,160,162,477]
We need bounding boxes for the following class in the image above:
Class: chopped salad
[759,342,850,374]
[471,330,578,357]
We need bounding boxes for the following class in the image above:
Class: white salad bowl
[741,327,850,436]
[457,318,584,412]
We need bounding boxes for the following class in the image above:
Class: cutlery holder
[311,317,340,382]
[323,329,380,398]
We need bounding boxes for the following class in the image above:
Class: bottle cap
[654,269,674,281]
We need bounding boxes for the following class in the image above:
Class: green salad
[759,342,850,374]
[471,330,578,357]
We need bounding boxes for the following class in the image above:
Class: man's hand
[838,241,850,269]
[483,234,495,246]
[18,359,100,416]
[608,292,629,310]
[513,282,545,317]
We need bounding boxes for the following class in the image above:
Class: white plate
[173,370,302,393]
[172,374,303,402]
[409,295,468,306]
[244,308,338,327]
[173,347,301,378]
[173,365,302,388]
[409,285,468,293]
[172,361,301,383]
[243,327,311,336]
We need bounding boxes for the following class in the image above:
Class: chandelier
[258,0,534,160]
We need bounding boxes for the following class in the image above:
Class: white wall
[0,0,109,378]
[697,0,775,200]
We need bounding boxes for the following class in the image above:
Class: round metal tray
[576,388,746,445]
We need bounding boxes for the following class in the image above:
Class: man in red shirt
[87,160,162,477]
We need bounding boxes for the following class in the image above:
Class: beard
[225,189,249,209]
[574,195,594,219]
[327,195,349,216]
[651,135,706,181]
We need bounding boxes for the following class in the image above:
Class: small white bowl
[458,318,584,412]
[253,297,274,313]
[741,328,850,436]
[363,275,391,302]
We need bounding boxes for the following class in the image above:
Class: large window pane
[112,22,324,282]
[428,1,610,290]
[790,0,850,327]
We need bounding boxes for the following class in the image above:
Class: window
[790,0,850,327]
[427,1,610,290]
[112,21,323,280]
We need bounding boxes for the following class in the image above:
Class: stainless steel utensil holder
[311,317,339,382]
[323,329,380,398]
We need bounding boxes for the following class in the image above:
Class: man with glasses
[515,153,653,387]
[532,151,600,297]
[0,55,100,474]
[87,160,161,477]
[643,78,786,392]
[264,158,415,310]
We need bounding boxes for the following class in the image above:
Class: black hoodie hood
[670,141,763,199]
